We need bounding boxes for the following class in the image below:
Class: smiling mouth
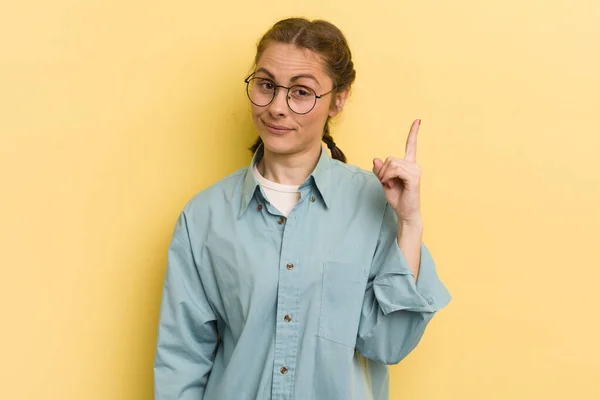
[262,119,293,133]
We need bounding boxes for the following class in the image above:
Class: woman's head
[247,18,356,163]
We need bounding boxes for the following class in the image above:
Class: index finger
[404,119,420,163]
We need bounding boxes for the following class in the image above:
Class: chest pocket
[318,261,368,348]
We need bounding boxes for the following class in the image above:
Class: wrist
[398,218,423,238]
[399,216,423,230]
[399,221,423,242]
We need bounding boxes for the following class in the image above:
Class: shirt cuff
[373,242,452,315]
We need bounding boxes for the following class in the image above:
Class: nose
[268,87,289,118]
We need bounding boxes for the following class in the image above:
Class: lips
[262,119,293,135]
[267,123,291,130]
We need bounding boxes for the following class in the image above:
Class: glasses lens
[247,78,275,106]
[287,85,316,114]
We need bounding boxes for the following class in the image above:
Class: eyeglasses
[244,73,336,115]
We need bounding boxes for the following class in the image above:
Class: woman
[154,17,451,400]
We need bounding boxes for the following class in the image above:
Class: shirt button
[257,204,263,211]
[284,315,292,322]
[280,366,288,374]
[310,196,316,202]
[286,263,294,270]
[277,217,285,225]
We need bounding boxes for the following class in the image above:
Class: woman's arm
[398,219,424,281]
[154,212,218,399]
[355,204,451,365]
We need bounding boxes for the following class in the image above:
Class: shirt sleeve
[355,204,452,365]
[154,212,218,399]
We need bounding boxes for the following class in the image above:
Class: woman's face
[250,42,347,157]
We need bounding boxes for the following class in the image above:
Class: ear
[328,89,349,118]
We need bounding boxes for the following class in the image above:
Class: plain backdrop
[1,1,599,399]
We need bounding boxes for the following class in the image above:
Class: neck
[258,144,321,186]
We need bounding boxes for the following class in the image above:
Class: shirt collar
[239,143,332,216]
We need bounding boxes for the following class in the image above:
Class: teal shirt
[154,145,452,400]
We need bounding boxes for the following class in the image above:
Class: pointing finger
[404,119,420,163]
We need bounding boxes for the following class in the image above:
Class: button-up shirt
[154,145,452,400]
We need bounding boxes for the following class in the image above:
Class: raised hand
[372,119,422,224]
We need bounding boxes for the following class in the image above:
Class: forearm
[397,219,423,280]
[356,215,451,364]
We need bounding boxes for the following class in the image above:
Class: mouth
[262,119,294,135]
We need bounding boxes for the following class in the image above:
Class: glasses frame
[244,72,336,115]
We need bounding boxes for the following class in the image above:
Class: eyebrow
[255,67,320,86]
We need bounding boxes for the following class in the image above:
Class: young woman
[154,17,451,400]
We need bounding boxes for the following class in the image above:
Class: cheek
[295,113,328,141]
[250,104,262,118]
[305,104,331,130]
[250,106,265,127]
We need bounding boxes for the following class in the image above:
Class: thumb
[372,158,383,175]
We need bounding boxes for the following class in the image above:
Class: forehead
[256,42,329,85]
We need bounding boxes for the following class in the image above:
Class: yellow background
[1,0,599,399]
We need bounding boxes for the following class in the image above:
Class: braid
[322,120,347,163]
[249,136,263,154]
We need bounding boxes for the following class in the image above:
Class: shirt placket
[270,190,309,400]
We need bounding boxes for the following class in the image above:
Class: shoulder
[331,159,384,192]
[180,166,248,219]
[329,159,387,210]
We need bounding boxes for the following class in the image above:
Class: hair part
[248,17,356,163]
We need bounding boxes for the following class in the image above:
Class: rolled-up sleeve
[356,204,452,365]
[154,212,218,399]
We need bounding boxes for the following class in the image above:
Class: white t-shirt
[252,164,301,217]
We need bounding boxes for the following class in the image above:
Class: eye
[291,86,314,99]
[259,80,275,90]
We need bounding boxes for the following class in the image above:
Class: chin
[260,134,296,155]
